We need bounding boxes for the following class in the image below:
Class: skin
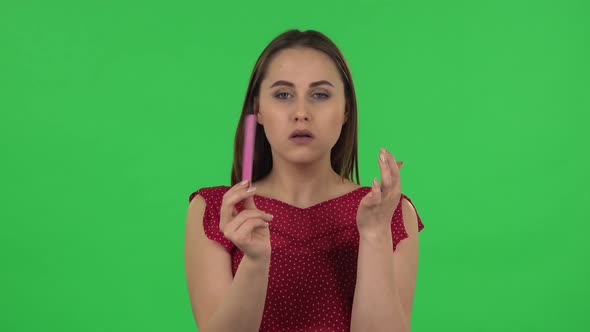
[251,47,359,208]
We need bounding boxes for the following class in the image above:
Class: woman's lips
[289,136,314,144]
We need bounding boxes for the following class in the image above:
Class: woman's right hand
[219,180,273,261]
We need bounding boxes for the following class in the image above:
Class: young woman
[185,29,425,332]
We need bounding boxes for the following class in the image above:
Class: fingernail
[380,153,385,163]
[246,186,257,193]
[240,179,249,186]
[265,213,273,219]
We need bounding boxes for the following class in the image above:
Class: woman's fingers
[235,219,270,237]
[220,184,256,222]
[223,210,272,237]
[378,147,393,193]
[384,148,400,178]
[377,147,403,198]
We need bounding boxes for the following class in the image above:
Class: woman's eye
[274,92,329,100]
[276,92,290,99]
[313,93,329,99]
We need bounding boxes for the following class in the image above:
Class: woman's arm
[185,195,271,332]
[201,255,271,332]
[351,197,420,332]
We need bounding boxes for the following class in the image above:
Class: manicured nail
[380,153,386,163]
[241,179,249,186]
[246,186,257,193]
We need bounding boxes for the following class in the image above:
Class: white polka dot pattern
[188,186,424,331]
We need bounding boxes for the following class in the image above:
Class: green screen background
[1,0,588,331]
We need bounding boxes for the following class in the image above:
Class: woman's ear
[254,96,263,125]
[252,97,262,124]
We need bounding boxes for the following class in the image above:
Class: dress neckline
[251,186,370,211]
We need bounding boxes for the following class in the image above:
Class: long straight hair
[230,29,360,186]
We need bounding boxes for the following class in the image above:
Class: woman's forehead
[264,49,341,88]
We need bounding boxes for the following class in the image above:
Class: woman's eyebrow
[270,80,334,88]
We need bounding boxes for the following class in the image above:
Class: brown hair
[230,29,360,186]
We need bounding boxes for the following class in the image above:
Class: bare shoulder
[400,196,419,236]
[341,179,363,192]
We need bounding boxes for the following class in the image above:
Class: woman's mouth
[289,136,314,144]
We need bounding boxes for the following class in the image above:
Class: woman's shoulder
[338,179,365,195]
[343,181,364,191]
[188,185,230,204]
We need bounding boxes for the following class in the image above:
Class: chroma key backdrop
[0,0,588,331]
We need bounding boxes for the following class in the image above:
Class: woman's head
[231,29,359,186]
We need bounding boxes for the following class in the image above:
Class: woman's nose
[295,113,309,121]
[294,104,310,121]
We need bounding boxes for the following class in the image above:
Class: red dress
[188,186,425,331]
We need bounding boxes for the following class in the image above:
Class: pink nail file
[241,114,256,186]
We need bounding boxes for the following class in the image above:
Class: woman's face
[256,47,347,163]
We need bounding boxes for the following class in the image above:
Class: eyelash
[275,92,329,100]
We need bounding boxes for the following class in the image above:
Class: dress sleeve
[391,194,425,252]
[188,187,235,254]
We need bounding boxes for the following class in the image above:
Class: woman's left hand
[356,147,404,235]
